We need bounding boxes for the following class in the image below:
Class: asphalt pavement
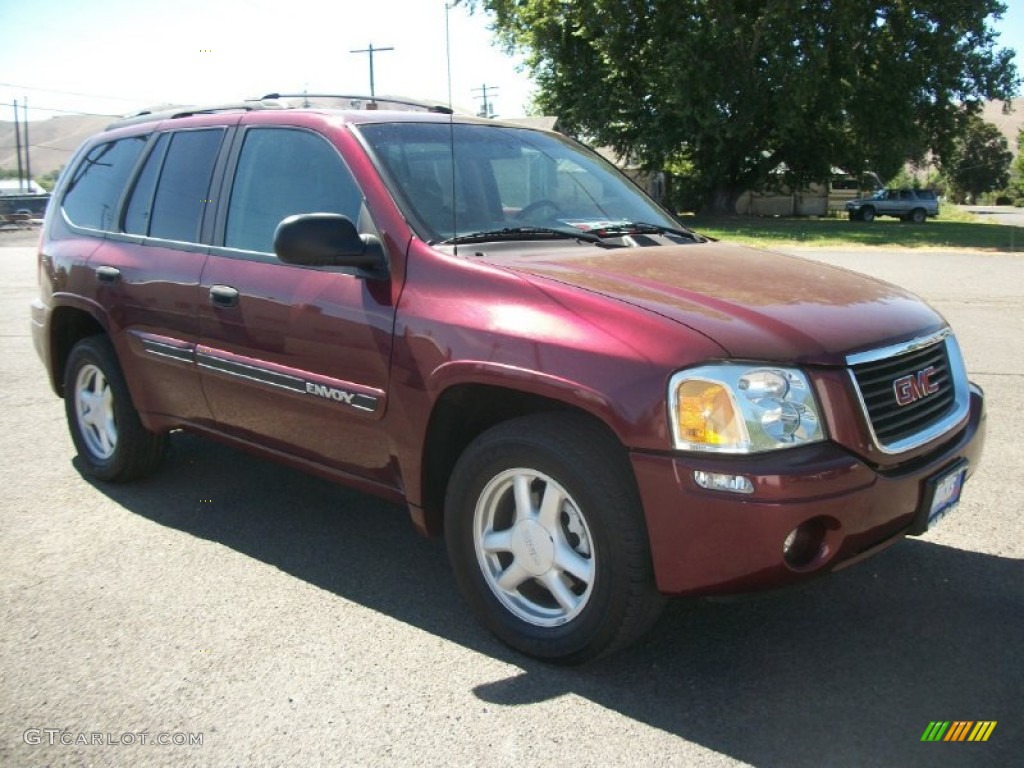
[960,203,1024,228]
[1,232,1020,767]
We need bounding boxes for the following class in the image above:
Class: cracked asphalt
[1,228,1021,767]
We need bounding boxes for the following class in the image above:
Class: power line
[0,102,118,117]
[0,145,76,153]
[0,82,147,104]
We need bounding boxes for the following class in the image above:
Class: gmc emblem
[893,366,939,406]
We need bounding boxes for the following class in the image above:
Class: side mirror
[273,213,386,276]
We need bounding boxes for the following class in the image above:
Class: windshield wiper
[437,226,604,246]
[591,221,705,242]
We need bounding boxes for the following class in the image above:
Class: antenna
[472,84,499,118]
[444,2,458,253]
[444,2,454,110]
[350,43,394,107]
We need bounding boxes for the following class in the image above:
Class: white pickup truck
[845,188,939,223]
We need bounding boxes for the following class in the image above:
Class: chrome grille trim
[847,330,970,455]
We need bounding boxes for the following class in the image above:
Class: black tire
[909,207,926,224]
[444,413,664,664]
[860,206,876,222]
[64,336,167,482]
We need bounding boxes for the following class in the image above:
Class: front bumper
[631,386,985,596]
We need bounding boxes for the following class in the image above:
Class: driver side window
[225,128,365,253]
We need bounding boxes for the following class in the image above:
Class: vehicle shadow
[86,433,1021,768]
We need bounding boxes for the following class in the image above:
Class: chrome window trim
[846,330,970,455]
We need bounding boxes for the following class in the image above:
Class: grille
[851,339,956,447]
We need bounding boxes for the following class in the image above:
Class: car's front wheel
[445,413,664,663]
[64,336,166,482]
[860,206,876,222]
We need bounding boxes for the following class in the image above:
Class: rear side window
[62,137,147,231]
[224,128,363,253]
[146,129,223,242]
[123,134,170,235]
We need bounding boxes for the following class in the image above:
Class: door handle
[209,284,240,308]
[95,266,121,283]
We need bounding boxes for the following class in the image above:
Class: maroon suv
[31,97,985,662]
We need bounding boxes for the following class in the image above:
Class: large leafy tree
[942,116,1012,202]
[461,0,1018,212]
[1009,128,1024,203]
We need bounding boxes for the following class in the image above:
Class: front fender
[427,359,626,441]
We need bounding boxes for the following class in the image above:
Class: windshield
[357,122,682,243]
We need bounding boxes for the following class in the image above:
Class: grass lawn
[681,210,1024,251]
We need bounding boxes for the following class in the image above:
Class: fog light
[693,471,754,494]
[782,519,828,568]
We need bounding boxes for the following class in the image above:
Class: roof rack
[259,93,454,115]
[106,100,285,130]
[105,92,457,131]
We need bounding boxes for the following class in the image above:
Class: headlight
[668,364,824,453]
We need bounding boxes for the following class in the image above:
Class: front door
[197,126,397,485]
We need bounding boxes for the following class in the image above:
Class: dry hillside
[981,99,1023,155]
[0,114,113,177]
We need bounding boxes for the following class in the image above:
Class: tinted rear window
[148,129,223,242]
[62,137,147,230]
[123,133,170,236]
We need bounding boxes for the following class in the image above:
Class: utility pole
[350,43,394,106]
[23,97,32,192]
[472,84,499,118]
[13,100,24,191]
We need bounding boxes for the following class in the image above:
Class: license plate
[909,460,968,536]
[927,464,967,527]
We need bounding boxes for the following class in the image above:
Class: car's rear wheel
[860,206,876,222]
[908,207,926,224]
[445,413,664,663]
[64,336,166,482]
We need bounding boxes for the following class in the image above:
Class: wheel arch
[49,304,107,397]
[418,380,633,537]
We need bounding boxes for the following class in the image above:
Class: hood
[481,242,945,365]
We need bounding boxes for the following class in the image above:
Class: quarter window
[225,128,364,253]
[62,137,147,231]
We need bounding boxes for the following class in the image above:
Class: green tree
[943,116,1012,202]
[37,167,63,192]
[462,0,1018,213]
[1008,128,1024,203]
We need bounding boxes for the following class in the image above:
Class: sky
[2,0,1024,122]
[0,0,534,120]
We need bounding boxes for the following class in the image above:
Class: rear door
[89,126,227,423]
[197,123,397,485]
[55,126,228,424]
